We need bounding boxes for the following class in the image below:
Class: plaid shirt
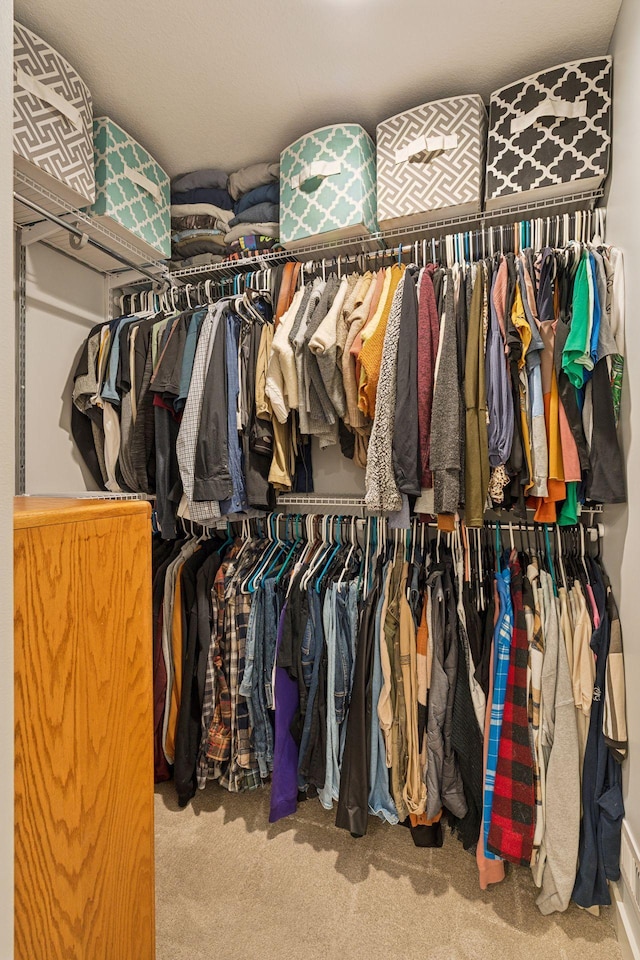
[219,586,261,793]
[196,558,221,789]
[487,561,535,865]
[482,564,512,861]
[527,564,546,852]
[206,562,233,764]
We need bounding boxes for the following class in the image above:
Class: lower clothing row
[153,515,627,914]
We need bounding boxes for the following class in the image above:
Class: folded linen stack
[169,161,280,263]
[170,167,232,261]
[226,162,280,252]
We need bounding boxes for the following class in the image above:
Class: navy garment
[235,182,279,216]
[293,438,314,493]
[170,186,233,209]
[572,562,625,908]
[173,541,220,806]
[220,311,248,515]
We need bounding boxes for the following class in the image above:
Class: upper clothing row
[14,17,612,261]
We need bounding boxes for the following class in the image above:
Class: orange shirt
[358,264,404,418]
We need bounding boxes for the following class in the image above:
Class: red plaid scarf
[487,558,536,865]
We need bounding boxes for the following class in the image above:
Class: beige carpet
[155,781,621,960]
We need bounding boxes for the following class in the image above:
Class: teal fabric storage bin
[280,124,379,249]
[91,117,170,260]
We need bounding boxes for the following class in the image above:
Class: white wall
[1,3,14,957]
[311,438,366,496]
[24,244,104,494]
[22,243,366,498]
[605,0,640,937]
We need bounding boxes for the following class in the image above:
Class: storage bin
[13,21,95,220]
[485,57,612,209]
[376,95,487,228]
[280,124,378,248]
[90,117,171,259]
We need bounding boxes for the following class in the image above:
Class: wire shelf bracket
[14,169,170,280]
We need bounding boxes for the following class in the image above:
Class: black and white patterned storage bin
[13,21,95,214]
[376,94,487,229]
[485,57,612,210]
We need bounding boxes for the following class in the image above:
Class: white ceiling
[15,0,622,179]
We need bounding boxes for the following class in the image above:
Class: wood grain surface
[15,501,155,960]
[14,496,151,529]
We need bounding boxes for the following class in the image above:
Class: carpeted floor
[155,781,621,960]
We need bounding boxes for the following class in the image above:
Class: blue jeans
[369,564,399,824]
[263,577,279,710]
[334,585,353,725]
[318,585,339,810]
[240,588,272,779]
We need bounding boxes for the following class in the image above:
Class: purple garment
[486,271,514,467]
[269,601,300,822]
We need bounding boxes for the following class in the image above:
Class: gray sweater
[430,271,462,514]
[536,571,581,914]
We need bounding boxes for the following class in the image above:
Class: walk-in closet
[5,2,640,959]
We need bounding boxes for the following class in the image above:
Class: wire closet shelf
[116,187,606,290]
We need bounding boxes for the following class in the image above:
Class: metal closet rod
[164,208,604,293]
[14,191,169,288]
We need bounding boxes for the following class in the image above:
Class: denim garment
[239,588,272,779]
[300,602,315,689]
[298,587,324,790]
[334,585,353,725]
[346,580,359,697]
[255,585,274,777]
[318,585,340,809]
[337,580,359,766]
[369,563,399,824]
[220,312,248,515]
[239,591,259,698]
[263,577,280,710]
[235,182,279,216]
[101,316,133,403]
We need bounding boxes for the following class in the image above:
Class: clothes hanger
[337,515,358,588]
[494,521,502,573]
[360,516,371,595]
[253,513,289,590]
[302,514,333,591]
[314,515,342,593]
[275,514,300,585]
[240,511,277,593]
[555,524,567,590]
[579,524,591,585]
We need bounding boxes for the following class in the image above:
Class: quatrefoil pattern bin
[91,117,171,258]
[485,57,612,210]
[280,124,379,249]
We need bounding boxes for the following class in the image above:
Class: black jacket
[392,270,421,496]
[192,309,233,502]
